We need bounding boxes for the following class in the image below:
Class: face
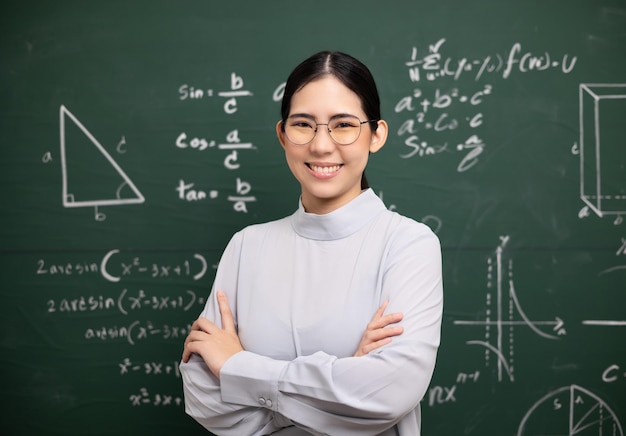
[276,75,388,214]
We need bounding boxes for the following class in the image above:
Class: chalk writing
[398,40,578,172]
[582,320,626,327]
[394,82,491,171]
[175,128,256,170]
[47,295,116,313]
[175,177,256,212]
[100,249,208,283]
[602,364,626,383]
[129,387,183,407]
[595,238,626,276]
[454,236,566,382]
[406,38,577,82]
[119,358,181,377]
[84,321,191,345]
[578,84,626,224]
[179,72,253,114]
[46,288,205,315]
[517,385,623,436]
[37,259,99,276]
[428,384,457,406]
[428,371,480,407]
[59,105,145,221]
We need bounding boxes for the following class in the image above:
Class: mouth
[306,163,343,175]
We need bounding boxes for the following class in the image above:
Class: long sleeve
[180,190,444,435]
[180,233,285,435]
[218,225,442,435]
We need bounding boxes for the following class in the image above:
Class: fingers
[216,290,236,332]
[181,317,215,362]
[182,342,194,363]
[360,337,393,356]
[182,328,205,363]
[367,304,403,331]
[190,317,217,334]
[365,324,404,342]
[181,291,236,364]
[354,302,405,357]
[372,300,389,319]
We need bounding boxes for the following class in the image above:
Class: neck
[301,189,366,215]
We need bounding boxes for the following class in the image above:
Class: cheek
[344,145,371,167]
[283,149,305,175]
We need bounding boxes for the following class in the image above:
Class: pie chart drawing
[517,384,623,436]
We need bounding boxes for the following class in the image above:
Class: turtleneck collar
[290,189,387,241]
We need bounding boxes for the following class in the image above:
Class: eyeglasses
[282,114,377,145]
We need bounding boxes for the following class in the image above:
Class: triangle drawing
[59,105,145,208]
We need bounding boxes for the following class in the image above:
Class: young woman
[180,51,443,435]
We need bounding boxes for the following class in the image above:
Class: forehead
[289,75,364,116]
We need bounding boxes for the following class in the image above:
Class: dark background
[1,1,625,434]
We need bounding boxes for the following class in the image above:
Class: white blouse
[180,189,443,435]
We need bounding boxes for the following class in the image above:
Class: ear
[369,120,388,154]
[276,120,287,149]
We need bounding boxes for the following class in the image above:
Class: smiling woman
[276,74,388,214]
[180,51,443,436]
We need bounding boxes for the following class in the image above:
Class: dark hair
[280,51,381,190]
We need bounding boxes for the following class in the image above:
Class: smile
[307,164,343,175]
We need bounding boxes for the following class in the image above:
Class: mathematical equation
[129,387,183,407]
[177,73,258,212]
[122,361,183,407]
[46,288,205,315]
[394,39,578,171]
[179,72,253,114]
[119,358,180,377]
[85,321,191,345]
[405,38,577,82]
[36,250,211,283]
[176,128,255,170]
[33,248,210,409]
[428,370,480,407]
[176,177,256,212]
[394,84,492,172]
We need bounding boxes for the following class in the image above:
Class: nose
[309,124,335,154]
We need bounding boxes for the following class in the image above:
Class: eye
[290,119,314,129]
[332,118,359,129]
[336,122,354,128]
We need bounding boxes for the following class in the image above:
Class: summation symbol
[454,236,566,382]
[59,105,145,221]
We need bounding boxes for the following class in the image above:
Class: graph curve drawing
[59,105,145,218]
[517,384,624,436]
[453,236,566,382]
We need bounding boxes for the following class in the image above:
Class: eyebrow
[288,113,359,120]
[288,113,316,120]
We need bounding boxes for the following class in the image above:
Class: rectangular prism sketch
[579,84,626,217]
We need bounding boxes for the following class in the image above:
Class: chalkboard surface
[1,1,625,435]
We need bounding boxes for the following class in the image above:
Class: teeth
[310,165,341,173]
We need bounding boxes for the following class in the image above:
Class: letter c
[602,364,620,383]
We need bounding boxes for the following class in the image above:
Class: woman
[180,51,443,435]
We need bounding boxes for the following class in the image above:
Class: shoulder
[375,209,441,256]
[380,209,439,240]
[229,215,293,245]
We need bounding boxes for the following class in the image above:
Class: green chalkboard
[1,1,625,435]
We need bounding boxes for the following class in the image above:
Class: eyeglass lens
[284,115,367,145]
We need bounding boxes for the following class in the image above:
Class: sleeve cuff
[220,351,288,411]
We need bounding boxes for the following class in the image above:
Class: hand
[354,300,403,357]
[182,291,244,379]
